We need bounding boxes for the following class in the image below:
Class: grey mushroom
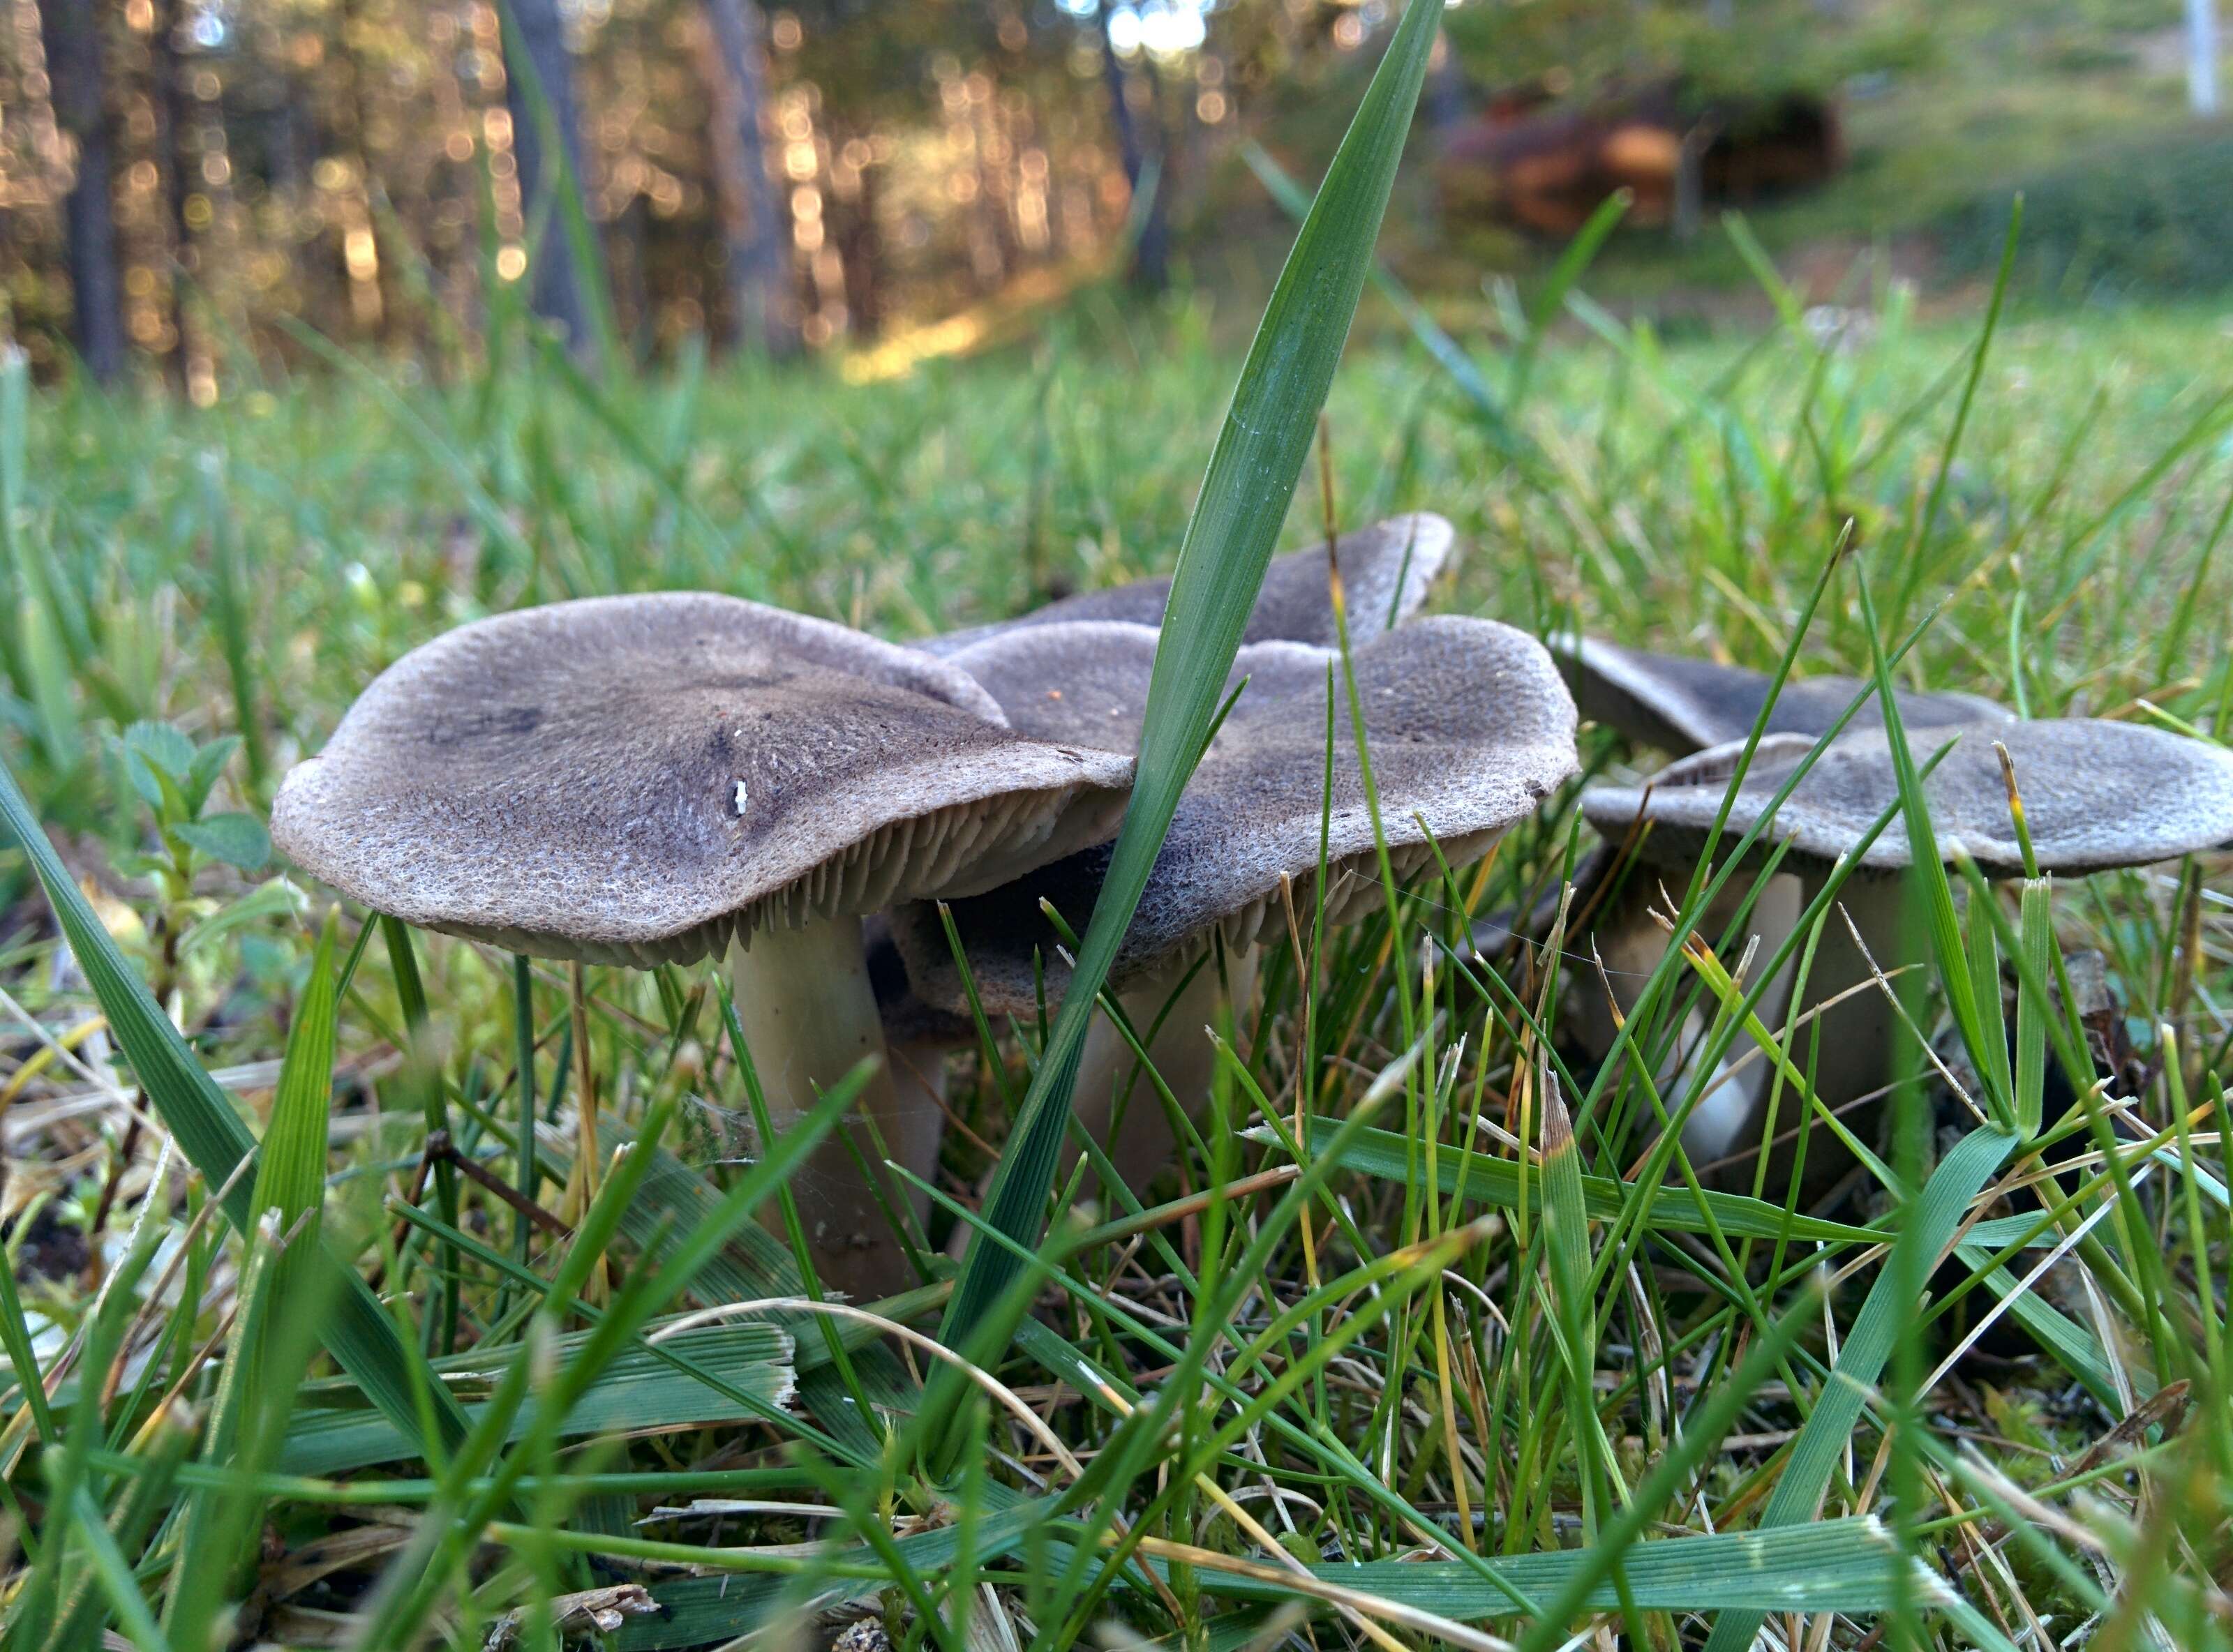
[271,592,1132,1301]
[1576,717,2233,1173]
[893,615,1580,1194]
[920,512,1454,656]
[1549,633,2012,758]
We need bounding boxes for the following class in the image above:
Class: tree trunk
[500,0,599,353]
[1099,18,1166,293]
[153,0,195,386]
[36,0,125,381]
[702,0,798,356]
[837,150,882,342]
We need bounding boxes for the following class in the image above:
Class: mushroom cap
[893,615,1579,1014]
[943,620,1336,754]
[1581,719,2233,878]
[919,512,1453,657]
[271,593,1135,967]
[1551,634,2012,757]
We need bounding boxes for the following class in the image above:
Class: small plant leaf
[123,719,197,783]
[174,810,273,872]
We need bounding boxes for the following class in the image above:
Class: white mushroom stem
[1586,866,1964,1183]
[1073,949,1261,1196]
[1584,872,1802,1169]
[886,1034,953,1172]
[725,916,939,1302]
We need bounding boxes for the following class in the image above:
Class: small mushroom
[271,592,1131,1300]
[919,513,1454,656]
[893,615,1579,1193]
[1549,633,2011,757]
[1576,718,2233,1173]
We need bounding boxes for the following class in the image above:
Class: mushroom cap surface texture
[918,512,1453,657]
[1553,634,2012,757]
[271,593,1135,966]
[893,615,1579,1014]
[1581,719,2233,877]
[943,621,1334,753]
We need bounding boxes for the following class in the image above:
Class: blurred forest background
[3,0,2228,392]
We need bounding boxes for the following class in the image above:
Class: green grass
[3,209,2233,1650]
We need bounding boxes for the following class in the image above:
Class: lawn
[3,248,2232,1646]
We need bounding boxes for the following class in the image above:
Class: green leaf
[940,0,1442,1366]
[182,733,243,817]
[250,912,341,1256]
[1506,187,1631,416]
[120,745,184,819]
[0,746,473,1464]
[1276,1117,1881,1247]
[1238,138,1514,443]
[2014,878,2053,1140]
[165,1210,290,1648]
[176,877,310,961]
[278,1321,796,1475]
[0,350,79,773]
[174,811,272,872]
[1153,1516,1933,1617]
[621,1496,1055,1651]
[123,720,197,784]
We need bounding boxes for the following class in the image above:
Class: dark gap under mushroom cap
[1552,634,2012,758]
[271,593,1134,967]
[893,615,1580,1015]
[863,913,975,1047]
[918,512,1454,657]
[1581,719,2233,879]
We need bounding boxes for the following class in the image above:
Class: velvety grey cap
[893,615,1579,1014]
[271,593,1135,967]
[1552,634,2012,757]
[1581,719,2233,877]
[919,512,1453,656]
[945,620,1336,753]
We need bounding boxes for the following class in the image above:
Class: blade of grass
[1507,189,1631,416]
[939,0,1442,1378]
[1237,140,1515,447]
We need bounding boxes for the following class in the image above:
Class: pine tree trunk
[154,0,195,385]
[702,0,797,356]
[36,0,125,381]
[501,0,598,353]
[1100,20,1166,293]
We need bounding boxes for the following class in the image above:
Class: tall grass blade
[1237,139,1513,442]
[1507,188,1629,416]
[939,0,1442,1368]
[197,453,269,798]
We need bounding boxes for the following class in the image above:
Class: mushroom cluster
[271,515,1588,1299]
[274,507,2221,1298]
[1553,641,2233,1180]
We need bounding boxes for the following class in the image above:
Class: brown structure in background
[1441,77,1843,239]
